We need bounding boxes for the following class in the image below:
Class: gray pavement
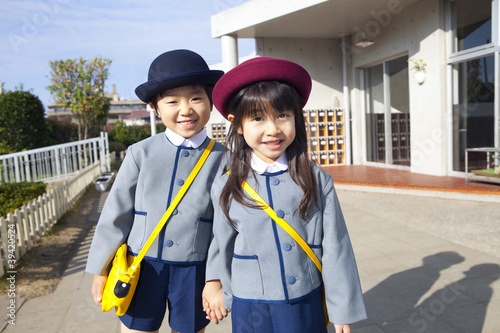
[2,187,500,332]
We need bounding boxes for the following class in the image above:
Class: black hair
[149,84,214,115]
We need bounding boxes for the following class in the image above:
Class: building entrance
[364,55,410,167]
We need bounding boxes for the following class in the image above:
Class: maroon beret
[213,57,312,118]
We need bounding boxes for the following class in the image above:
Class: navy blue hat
[135,49,224,103]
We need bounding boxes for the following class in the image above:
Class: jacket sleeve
[210,182,237,310]
[321,175,367,324]
[85,147,139,276]
[205,235,220,281]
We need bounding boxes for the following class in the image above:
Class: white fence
[0,132,110,184]
[0,162,102,275]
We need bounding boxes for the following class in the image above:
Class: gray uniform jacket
[86,133,224,276]
[209,162,367,324]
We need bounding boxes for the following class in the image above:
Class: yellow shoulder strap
[240,179,323,273]
[127,140,215,275]
[239,175,332,326]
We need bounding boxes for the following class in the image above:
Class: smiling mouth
[178,120,197,126]
[264,140,282,147]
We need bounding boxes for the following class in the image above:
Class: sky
[0,0,254,110]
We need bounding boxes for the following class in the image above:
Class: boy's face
[152,85,212,138]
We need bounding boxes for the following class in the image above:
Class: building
[47,85,148,127]
[210,121,228,144]
[210,0,499,179]
[122,110,156,126]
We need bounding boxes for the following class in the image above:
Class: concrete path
[2,188,499,332]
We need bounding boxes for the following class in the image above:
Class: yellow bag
[101,140,215,316]
[102,243,140,316]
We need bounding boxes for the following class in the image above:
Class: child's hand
[202,280,228,324]
[91,275,107,306]
[334,324,351,333]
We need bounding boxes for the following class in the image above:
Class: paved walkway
[3,167,500,332]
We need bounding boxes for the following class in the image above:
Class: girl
[204,57,367,332]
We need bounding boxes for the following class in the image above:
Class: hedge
[0,182,47,217]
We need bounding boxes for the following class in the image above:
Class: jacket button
[165,240,174,247]
[182,150,189,157]
[283,243,292,251]
[271,178,280,186]
[287,276,296,285]
[176,179,184,186]
[276,210,285,218]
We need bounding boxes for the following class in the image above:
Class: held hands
[91,275,107,306]
[202,280,228,324]
[334,324,352,333]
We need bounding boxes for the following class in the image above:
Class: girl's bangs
[238,81,299,118]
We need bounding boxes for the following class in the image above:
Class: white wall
[256,38,344,110]
[349,0,448,176]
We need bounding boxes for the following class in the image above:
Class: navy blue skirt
[231,289,328,333]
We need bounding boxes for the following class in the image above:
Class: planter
[414,71,426,84]
[93,172,115,192]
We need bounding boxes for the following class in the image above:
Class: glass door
[365,64,385,163]
[364,55,410,166]
[448,0,497,173]
[452,56,495,171]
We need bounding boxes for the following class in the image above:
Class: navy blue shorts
[231,289,327,333]
[119,259,210,332]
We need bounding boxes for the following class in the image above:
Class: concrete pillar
[148,104,157,136]
[342,36,352,165]
[221,35,239,72]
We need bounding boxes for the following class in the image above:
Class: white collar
[165,127,207,148]
[251,152,288,174]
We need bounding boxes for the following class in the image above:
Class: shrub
[0,90,47,151]
[109,121,166,148]
[0,182,47,217]
[108,141,126,153]
[45,118,79,145]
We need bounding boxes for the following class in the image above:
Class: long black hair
[220,81,317,224]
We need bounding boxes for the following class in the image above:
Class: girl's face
[151,85,212,138]
[229,109,296,164]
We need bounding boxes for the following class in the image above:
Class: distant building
[122,110,157,126]
[47,85,149,127]
[210,121,228,144]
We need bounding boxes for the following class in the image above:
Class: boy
[86,49,225,333]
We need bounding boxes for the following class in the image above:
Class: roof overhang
[211,0,422,39]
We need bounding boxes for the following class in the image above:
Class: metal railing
[0,132,110,184]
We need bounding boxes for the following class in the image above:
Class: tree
[112,121,153,147]
[47,57,112,140]
[0,89,47,153]
[45,117,79,145]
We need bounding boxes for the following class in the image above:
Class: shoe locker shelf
[372,113,411,163]
[304,109,346,166]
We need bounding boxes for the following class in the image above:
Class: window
[451,0,492,52]
[452,55,495,171]
[448,0,498,173]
